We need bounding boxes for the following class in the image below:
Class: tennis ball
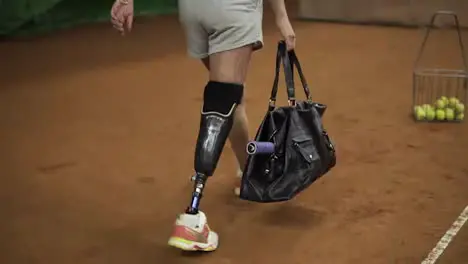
[455,102,465,113]
[414,105,424,115]
[425,108,436,121]
[440,96,449,104]
[456,113,464,121]
[415,107,426,120]
[446,108,455,121]
[422,104,433,112]
[436,109,446,120]
[448,97,459,108]
[435,99,446,109]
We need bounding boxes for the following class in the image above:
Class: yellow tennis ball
[455,103,465,113]
[435,99,446,109]
[445,108,455,121]
[426,108,436,121]
[440,96,449,104]
[448,97,459,108]
[456,113,464,121]
[422,104,432,112]
[436,109,445,120]
[415,107,426,120]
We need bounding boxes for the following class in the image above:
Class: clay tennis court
[1,3,468,264]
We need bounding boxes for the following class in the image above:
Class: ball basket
[412,11,467,123]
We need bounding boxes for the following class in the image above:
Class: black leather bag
[239,41,336,203]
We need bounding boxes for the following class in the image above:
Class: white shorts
[178,0,264,59]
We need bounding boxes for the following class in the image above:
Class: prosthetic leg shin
[187,81,244,214]
[168,81,243,252]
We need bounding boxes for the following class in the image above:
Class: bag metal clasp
[269,99,276,108]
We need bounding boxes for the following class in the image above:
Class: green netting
[0,0,177,37]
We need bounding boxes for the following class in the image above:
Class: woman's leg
[202,58,250,177]
[168,0,263,252]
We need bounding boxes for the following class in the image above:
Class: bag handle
[282,42,296,105]
[269,42,283,108]
[414,11,467,72]
[269,41,292,107]
[289,50,312,101]
[269,41,312,109]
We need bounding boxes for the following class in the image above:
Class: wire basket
[412,11,468,123]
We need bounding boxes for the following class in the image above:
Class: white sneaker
[167,211,219,252]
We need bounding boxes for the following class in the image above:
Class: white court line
[421,205,468,264]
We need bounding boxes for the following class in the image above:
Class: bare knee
[208,45,253,84]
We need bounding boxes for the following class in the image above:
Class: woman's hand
[276,16,296,50]
[110,0,134,35]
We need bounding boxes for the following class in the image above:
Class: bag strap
[282,42,296,105]
[289,50,311,101]
[269,41,295,107]
[269,42,283,108]
[269,41,311,109]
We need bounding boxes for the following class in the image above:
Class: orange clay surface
[1,4,468,264]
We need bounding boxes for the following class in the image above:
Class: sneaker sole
[168,231,219,252]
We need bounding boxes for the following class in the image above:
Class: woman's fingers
[110,0,134,35]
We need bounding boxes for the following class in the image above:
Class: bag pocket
[291,134,323,187]
[292,135,318,165]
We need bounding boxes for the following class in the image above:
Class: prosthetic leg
[168,81,243,252]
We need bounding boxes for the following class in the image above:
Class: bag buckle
[269,99,276,108]
[323,131,335,152]
[288,99,296,106]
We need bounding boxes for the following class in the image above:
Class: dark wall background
[0,0,177,37]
